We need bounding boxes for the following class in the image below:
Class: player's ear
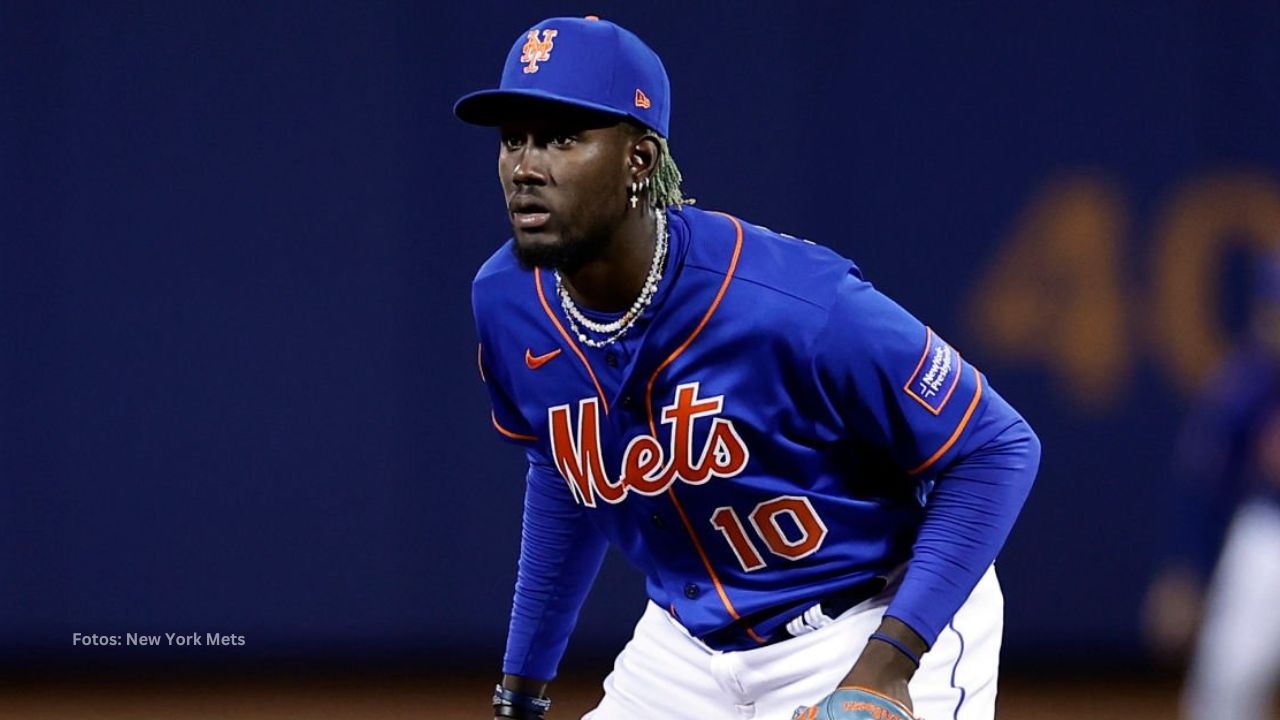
[627,131,661,185]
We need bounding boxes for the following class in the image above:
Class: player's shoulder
[473,238,524,287]
[471,238,557,356]
[679,205,859,312]
[471,238,529,315]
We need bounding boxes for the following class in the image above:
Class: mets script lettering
[548,382,750,507]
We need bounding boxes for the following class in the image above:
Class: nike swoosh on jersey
[525,347,562,369]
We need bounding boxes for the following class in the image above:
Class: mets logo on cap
[520,29,558,73]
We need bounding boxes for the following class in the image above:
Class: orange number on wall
[965,175,1132,410]
[1151,173,1280,393]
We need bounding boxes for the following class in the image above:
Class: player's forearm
[500,673,548,697]
[841,616,927,702]
[503,461,608,680]
[886,414,1040,646]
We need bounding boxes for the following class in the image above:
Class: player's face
[497,106,633,272]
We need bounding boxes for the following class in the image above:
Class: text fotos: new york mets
[72,632,246,647]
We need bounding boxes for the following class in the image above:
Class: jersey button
[650,513,665,528]
[683,583,700,599]
[605,353,619,368]
[621,395,634,409]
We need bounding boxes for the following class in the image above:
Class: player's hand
[790,686,918,720]
[837,654,913,715]
[833,617,924,713]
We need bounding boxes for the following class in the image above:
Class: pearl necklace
[555,212,668,348]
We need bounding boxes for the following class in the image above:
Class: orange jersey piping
[492,410,537,442]
[645,212,745,435]
[534,268,609,415]
[480,344,536,440]
[642,212,761,644]
[667,486,767,644]
[909,367,983,475]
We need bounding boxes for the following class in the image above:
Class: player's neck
[559,210,659,313]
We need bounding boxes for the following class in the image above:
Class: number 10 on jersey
[709,496,828,571]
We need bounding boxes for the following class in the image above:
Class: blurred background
[4,1,1280,718]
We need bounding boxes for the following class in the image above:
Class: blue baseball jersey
[473,206,1038,680]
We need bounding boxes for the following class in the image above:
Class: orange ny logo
[520,29,558,74]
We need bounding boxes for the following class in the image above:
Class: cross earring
[629,181,640,208]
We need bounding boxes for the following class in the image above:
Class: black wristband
[493,684,552,719]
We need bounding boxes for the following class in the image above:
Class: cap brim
[453,88,630,127]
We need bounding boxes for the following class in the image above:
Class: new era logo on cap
[635,89,651,109]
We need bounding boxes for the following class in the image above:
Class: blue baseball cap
[454,16,671,137]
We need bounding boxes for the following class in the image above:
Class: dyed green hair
[627,121,690,209]
[649,136,692,209]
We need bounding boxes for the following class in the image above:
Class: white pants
[1183,501,1280,720]
[584,566,1003,720]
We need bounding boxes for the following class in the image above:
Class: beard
[511,229,610,275]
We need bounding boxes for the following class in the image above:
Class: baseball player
[456,17,1040,720]
[1144,259,1280,720]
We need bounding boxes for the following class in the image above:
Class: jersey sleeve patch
[903,327,963,416]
